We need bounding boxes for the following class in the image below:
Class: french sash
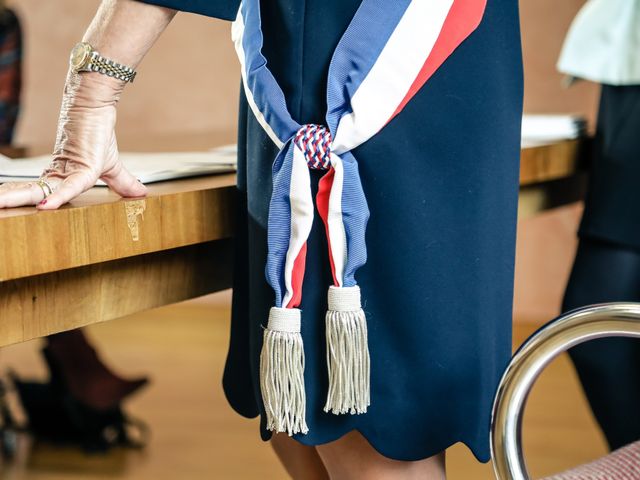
[232,0,487,435]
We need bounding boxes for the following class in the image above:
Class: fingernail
[39,199,47,206]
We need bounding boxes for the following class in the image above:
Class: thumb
[101,162,147,198]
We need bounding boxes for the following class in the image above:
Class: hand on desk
[0,72,147,210]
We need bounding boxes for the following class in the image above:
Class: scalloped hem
[292,427,490,464]
[224,393,490,463]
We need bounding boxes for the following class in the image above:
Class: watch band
[86,52,137,83]
[70,42,137,83]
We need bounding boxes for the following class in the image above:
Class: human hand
[0,71,146,210]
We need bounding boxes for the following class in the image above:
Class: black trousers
[563,84,640,451]
[563,238,640,450]
[578,85,640,248]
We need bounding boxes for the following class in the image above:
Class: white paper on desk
[0,144,237,185]
[521,114,587,146]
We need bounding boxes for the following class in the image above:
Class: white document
[0,145,237,185]
[521,114,587,147]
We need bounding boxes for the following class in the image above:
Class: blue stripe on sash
[325,0,411,133]
[265,143,295,307]
[241,0,300,143]
[340,152,369,287]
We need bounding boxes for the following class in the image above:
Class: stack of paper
[0,144,237,185]
[0,121,588,184]
[521,114,587,147]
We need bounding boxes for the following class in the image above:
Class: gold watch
[69,42,137,83]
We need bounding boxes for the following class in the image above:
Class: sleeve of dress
[135,0,240,21]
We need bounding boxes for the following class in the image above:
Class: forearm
[51,0,176,198]
[82,0,177,69]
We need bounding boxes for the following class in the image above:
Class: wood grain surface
[0,175,236,281]
[0,298,608,480]
[0,139,587,347]
[0,139,586,282]
[0,239,233,347]
[520,139,588,186]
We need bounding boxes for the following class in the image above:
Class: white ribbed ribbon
[267,307,301,333]
[328,285,362,311]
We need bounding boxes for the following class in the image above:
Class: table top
[519,138,586,186]
[0,138,586,282]
[0,173,237,282]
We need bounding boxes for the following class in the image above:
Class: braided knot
[293,124,332,170]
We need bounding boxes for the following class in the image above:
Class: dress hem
[223,384,491,463]
[293,426,491,463]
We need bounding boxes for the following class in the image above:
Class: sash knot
[294,124,332,170]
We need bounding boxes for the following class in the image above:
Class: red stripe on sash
[286,242,308,308]
[316,167,339,286]
[390,0,487,122]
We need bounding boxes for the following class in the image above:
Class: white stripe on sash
[327,153,347,287]
[232,11,285,149]
[332,0,454,154]
[282,145,315,307]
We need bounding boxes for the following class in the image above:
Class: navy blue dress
[141,0,523,462]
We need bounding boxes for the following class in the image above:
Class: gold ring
[36,178,54,198]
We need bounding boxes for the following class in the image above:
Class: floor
[0,290,608,479]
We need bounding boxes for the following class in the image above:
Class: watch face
[70,42,91,70]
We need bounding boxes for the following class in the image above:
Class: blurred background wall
[8,0,240,148]
[516,0,597,322]
[7,0,596,324]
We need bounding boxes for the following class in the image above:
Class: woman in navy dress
[0,0,523,477]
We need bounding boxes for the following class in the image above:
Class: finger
[0,182,46,208]
[37,172,94,210]
[101,163,147,198]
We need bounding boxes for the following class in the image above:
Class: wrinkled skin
[0,71,146,210]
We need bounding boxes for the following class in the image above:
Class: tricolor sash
[232,0,487,436]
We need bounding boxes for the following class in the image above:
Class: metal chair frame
[490,303,640,480]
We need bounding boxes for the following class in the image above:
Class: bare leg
[316,431,445,480]
[271,434,330,480]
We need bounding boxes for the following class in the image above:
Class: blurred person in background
[0,2,21,145]
[559,0,640,451]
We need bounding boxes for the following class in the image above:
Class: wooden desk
[518,139,588,219]
[0,140,587,347]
